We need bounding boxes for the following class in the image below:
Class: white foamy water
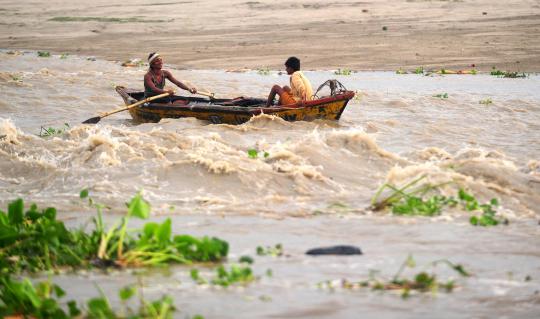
[1,51,539,318]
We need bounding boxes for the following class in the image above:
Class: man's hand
[189,87,197,94]
[167,89,175,96]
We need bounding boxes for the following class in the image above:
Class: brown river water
[1,51,539,318]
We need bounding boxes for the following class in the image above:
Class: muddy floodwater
[1,51,539,318]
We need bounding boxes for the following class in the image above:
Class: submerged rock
[305,245,362,256]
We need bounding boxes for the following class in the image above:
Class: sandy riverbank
[1,0,539,71]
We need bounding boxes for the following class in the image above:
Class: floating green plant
[60,53,69,59]
[256,243,283,257]
[247,149,269,159]
[0,276,175,319]
[396,68,407,75]
[191,264,255,287]
[257,67,271,75]
[0,191,229,274]
[479,98,493,105]
[39,123,70,138]
[414,67,424,74]
[490,67,527,78]
[433,93,449,99]
[37,51,51,57]
[0,198,95,274]
[318,255,470,298]
[334,68,352,76]
[371,176,505,226]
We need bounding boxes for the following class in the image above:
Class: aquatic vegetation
[318,255,470,298]
[371,176,505,226]
[60,53,69,59]
[457,189,506,226]
[247,149,269,159]
[121,59,146,67]
[479,98,493,105]
[82,191,229,267]
[0,276,77,318]
[238,255,254,264]
[0,198,95,273]
[0,276,175,319]
[0,192,229,274]
[396,68,407,74]
[85,285,174,319]
[37,51,51,57]
[10,74,22,82]
[212,264,255,287]
[414,67,424,74]
[490,67,527,78]
[433,93,449,99]
[257,67,271,75]
[256,243,283,257]
[49,16,167,23]
[191,264,255,287]
[39,123,70,138]
[334,68,352,76]
[470,69,477,75]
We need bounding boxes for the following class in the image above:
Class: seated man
[144,52,197,103]
[266,56,313,107]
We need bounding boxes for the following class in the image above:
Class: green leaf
[119,286,136,301]
[239,255,254,264]
[190,269,200,280]
[8,198,24,225]
[157,218,172,243]
[458,189,474,202]
[68,300,81,317]
[127,193,150,219]
[44,207,57,220]
[247,149,258,159]
[51,284,65,298]
[80,189,89,199]
[143,222,159,239]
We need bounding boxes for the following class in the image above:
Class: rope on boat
[312,79,348,99]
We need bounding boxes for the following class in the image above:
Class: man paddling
[266,57,313,107]
[144,52,197,103]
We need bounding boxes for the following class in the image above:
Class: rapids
[1,51,539,318]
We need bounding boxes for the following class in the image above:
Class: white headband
[148,53,160,64]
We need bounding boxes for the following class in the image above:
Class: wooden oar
[197,90,216,99]
[82,92,171,124]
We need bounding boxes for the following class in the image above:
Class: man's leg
[267,85,285,106]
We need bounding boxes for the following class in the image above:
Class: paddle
[197,90,216,99]
[82,92,171,124]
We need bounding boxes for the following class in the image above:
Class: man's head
[285,56,300,74]
[148,52,162,68]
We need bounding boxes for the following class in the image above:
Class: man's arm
[165,70,197,93]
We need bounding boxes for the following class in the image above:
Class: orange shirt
[290,71,313,102]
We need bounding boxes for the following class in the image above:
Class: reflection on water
[1,51,539,318]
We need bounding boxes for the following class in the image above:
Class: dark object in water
[306,245,362,256]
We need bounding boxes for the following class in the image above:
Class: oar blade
[82,116,102,124]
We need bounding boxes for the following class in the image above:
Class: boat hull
[117,87,355,125]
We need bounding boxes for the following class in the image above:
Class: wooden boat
[115,80,355,125]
